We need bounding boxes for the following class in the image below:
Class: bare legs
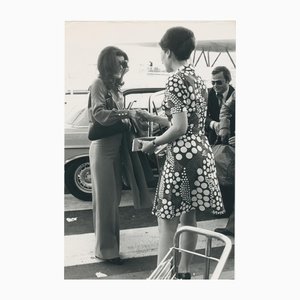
[157,210,197,273]
[177,210,197,273]
[157,216,179,264]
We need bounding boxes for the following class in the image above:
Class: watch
[152,139,157,147]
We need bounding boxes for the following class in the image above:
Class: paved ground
[64,190,234,280]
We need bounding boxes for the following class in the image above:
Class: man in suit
[205,66,235,145]
[205,66,235,236]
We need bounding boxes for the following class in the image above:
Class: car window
[149,91,165,115]
[148,91,167,136]
[66,90,164,127]
[72,108,89,126]
[125,93,154,110]
[65,93,89,124]
[65,108,82,124]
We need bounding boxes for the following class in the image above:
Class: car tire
[65,157,92,201]
[65,157,134,201]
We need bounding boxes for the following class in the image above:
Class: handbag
[212,143,235,186]
[88,92,127,141]
[88,119,127,141]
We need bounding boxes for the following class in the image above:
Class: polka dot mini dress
[152,65,225,219]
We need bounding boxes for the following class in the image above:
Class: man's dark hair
[212,66,232,82]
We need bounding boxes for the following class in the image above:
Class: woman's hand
[128,110,137,119]
[139,139,156,155]
[135,109,153,121]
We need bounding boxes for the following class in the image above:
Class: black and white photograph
[2,0,299,299]
[64,20,236,280]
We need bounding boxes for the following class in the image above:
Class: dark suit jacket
[205,85,235,144]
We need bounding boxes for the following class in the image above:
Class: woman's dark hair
[212,66,232,82]
[97,46,129,91]
[159,26,195,60]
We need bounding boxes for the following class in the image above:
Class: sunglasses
[211,80,224,86]
[120,60,128,69]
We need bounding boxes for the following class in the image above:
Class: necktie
[216,93,223,107]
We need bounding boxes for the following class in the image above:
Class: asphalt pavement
[64,189,234,280]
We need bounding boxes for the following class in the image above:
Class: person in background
[205,66,235,225]
[205,66,235,145]
[218,90,235,145]
[215,91,236,236]
[88,46,152,265]
[137,27,225,279]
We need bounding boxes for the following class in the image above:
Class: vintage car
[64,87,165,201]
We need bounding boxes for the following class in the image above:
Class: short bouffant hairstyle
[159,26,195,60]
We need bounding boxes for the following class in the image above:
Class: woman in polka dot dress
[138,27,225,279]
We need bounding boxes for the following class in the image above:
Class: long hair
[97,46,129,91]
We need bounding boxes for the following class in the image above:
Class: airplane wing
[124,39,235,53]
[195,39,235,52]
[119,39,236,68]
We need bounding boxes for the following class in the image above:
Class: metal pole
[211,52,222,68]
[192,49,196,65]
[203,51,209,67]
[173,231,181,277]
[204,237,212,279]
[226,50,236,68]
[194,51,204,67]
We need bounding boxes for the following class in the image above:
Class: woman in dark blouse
[88,46,151,265]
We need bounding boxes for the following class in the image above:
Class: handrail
[173,225,232,279]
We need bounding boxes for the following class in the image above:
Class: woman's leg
[157,216,180,265]
[178,210,197,273]
[90,136,122,259]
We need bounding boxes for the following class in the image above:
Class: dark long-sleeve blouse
[88,78,131,126]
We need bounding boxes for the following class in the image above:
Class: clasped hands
[127,109,152,121]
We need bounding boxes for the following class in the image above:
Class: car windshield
[65,108,89,126]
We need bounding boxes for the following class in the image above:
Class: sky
[65,21,236,90]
